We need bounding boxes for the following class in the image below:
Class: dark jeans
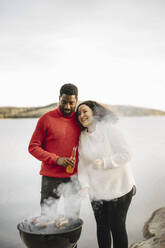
[91,188,133,248]
[40,176,71,204]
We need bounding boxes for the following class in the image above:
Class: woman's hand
[93,159,103,169]
[132,185,136,196]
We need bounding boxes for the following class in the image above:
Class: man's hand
[56,157,75,167]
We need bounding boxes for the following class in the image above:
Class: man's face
[59,94,77,116]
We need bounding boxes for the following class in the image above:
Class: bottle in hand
[66,147,77,174]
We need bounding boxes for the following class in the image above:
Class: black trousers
[40,176,71,204]
[91,189,133,248]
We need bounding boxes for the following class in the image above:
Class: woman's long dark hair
[76,100,118,130]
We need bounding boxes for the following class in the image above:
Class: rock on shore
[130,208,165,248]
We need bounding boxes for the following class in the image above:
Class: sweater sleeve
[28,116,59,165]
[103,124,131,169]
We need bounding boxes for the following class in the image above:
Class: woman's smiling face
[78,104,94,128]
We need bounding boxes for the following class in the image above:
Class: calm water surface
[0,117,165,248]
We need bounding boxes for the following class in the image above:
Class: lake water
[0,117,165,248]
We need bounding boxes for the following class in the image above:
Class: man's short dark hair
[60,83,78,97]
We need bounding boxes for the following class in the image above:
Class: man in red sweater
[28,83,81,216]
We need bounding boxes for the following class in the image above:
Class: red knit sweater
[28,107,81,178]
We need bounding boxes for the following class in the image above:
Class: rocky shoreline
[130,208,165,248]
[0,103,165,118]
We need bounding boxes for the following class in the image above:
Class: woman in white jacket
[76,100,136,248]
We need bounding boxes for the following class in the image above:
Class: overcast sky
[1,0,165,110]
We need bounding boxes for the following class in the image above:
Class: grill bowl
[17,218,83,248]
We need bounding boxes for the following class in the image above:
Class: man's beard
[60,107,73,116]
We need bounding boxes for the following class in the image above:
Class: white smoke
[56,175,81,220]
[21,175,82,234]
[41,197,60,217]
